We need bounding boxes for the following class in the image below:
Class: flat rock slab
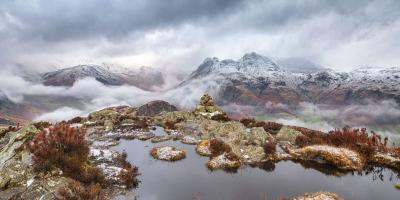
[289,145,364,171]
[150,146,186,161]
[181,136,200,145]
[151,135,172,143]
[291,192,343,200]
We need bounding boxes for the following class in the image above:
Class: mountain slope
[41,65,165,91]
[180,53,400,106]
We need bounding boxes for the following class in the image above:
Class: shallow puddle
[113,128,400,200]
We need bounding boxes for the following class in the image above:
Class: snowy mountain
[41,64,165,91]
[181,52,400,106]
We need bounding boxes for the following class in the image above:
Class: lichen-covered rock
[0,125,38,169]
[137,100,178,117]
[371,152,400,171]
[248,127,275,146]
[276,126,303,144]
[151,135,172,143]
[150,146,186,161]
[135,132,155,140]
[155,111,195,125]
[88,108,120,121]
[181,135,199,145]
[288,145,364,170]
[196,140,212,156]
[291,191,343,200]
[207,152,241,170]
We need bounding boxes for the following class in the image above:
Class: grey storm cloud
[0,0,400,71]
[0,0,245,41]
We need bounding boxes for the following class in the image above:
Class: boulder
[0,125,38,169]
[288,145,364,171]
[137,100,178,117]
[276,126,303,144]
[207,152,241,170]
[150,146,186,161]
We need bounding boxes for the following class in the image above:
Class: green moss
[88,109,119,121]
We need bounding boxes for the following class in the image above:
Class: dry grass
[26,123,104,184]
[57,180,105,200]
[209,138,232,157]
[294,127,397,159]
[117,151,139,188]
[239,118,283,134]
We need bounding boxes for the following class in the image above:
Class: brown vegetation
[210,113,231,122]
[209,138,232,157]
[26,123,104,184]
[57,180,104,200]
[239,118,283,134]
[294,127,396,159]
[117,151,139,188]
[263,141,276,155]
[33,121,52,130]
[0,125,20,138]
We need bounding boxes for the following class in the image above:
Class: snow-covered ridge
[40,64,165,91]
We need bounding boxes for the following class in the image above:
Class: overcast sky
[1,0,400,72]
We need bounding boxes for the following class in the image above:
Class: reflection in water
[113,137,400,200]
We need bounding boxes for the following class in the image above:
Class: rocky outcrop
[150,146,186,161]
[207,152,241,170]
[291,192,343,200]
[288,145,364,171]
[137,100,178,117]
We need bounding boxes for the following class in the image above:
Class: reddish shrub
[239,118,256,127]
[57,180,104,200]
[295,127,391,159]
[211,114,231,122]
[263,141,276,155]
[118,151,139,188]
[164,121,176,130]
[209,138,231,157]
[239,118,282,134]
[26,123,104,184]
[134,118,149,129]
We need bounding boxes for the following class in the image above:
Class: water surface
[113,128,400,200]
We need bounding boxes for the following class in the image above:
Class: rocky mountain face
[181,52,400,106]
[41,64,165,91]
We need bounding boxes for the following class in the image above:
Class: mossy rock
[88,109,120,121]
[276,126,303,144]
